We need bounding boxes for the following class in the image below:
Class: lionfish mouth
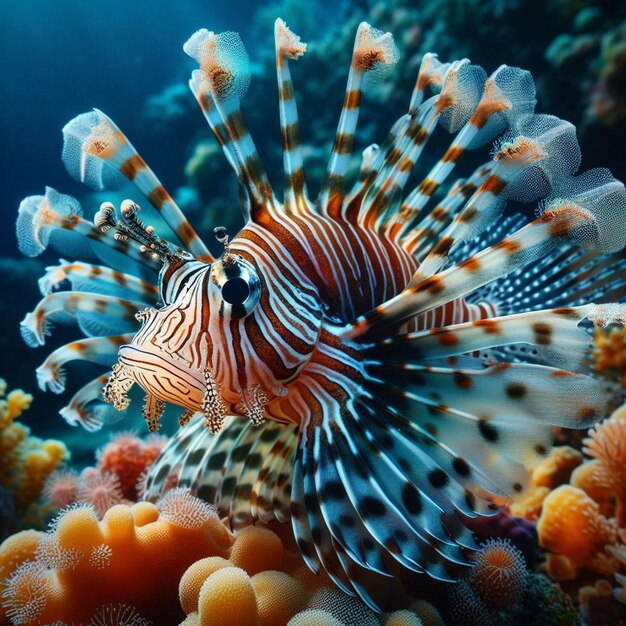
[115,345,205,408]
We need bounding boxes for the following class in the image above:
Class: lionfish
[17,18,626,608]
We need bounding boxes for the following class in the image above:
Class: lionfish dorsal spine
[274,18,310,214]
[184,30,277,221]
[61,110,212,261]
[319,22,399,218]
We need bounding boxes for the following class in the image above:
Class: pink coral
[41,469,79,509]
[97,432,167,501]
[76,468,123,518]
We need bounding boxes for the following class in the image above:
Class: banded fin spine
[319,22,399,218]
[36,334,134,393]
[17,188,162,271]
[59,373,126,432]
[38,260,158,301]
[184,30,277,219]
[62,110,211,260]
[391,65,537,240]
[274,19,310,214]
[20,292,144,348]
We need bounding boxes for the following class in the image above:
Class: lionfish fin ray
[62,110,212,260]
[184,30,277,220]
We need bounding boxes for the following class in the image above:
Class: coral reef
[0,379,68,539]
[0,490,232,624]
[446,539,579,625]
[505,403,626,623]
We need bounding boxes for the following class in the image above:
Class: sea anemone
[583,409,626,526]
[468,538,528,610]
[42,469,79,509]
[76,468,124,518]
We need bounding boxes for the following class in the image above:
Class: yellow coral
[252,570,307,626]
[0,380,68,521]
[197,566,259,626]
[384,610,424,625]
[537,485,617,575]
[229,525,285,576]
[287,610,345,626]
[179,556,231,615]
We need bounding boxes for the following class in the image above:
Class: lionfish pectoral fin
[144,415,297,530]
[289,396,473,611]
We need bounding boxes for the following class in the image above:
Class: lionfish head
[103,201,324,433]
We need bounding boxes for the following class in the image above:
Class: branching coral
[97,432,167,501]
[0,379,68,535]
[0,490,232,624]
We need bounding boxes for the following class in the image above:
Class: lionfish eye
[221,277,250,305]
[212,256,261,318]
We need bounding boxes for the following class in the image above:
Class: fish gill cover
[4,3,626,625]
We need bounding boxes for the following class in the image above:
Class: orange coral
[197,566,258,626]
[593,326,626,387]
[177,519,442,626]
[530,445,583,489]
[584,409,626,526]
[570,460,616,518]
[510,446,583,521]
[537,485,617,577]
[229,525,285,576]
[252,570,307,626]
[0,490,232,624]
